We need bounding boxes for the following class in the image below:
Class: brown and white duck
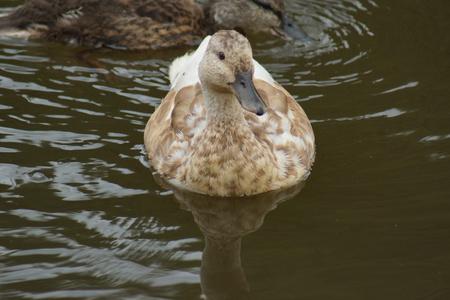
[144,30,315,197]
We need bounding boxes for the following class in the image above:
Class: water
[1,0,449,299]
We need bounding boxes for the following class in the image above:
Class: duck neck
[203,88,248,130]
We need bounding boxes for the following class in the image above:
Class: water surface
[1,0,449,299]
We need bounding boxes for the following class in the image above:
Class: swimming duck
[0,0,311,50]
[144,30,315,197]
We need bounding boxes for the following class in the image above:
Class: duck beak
[232,71,267,116]
[271,14,313,42]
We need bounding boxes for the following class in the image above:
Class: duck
[144,30,315,197]
[0,0,311,50]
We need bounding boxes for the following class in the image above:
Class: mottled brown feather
[0,0,205,49]
[0,0,305,50]
[144,78,315,196]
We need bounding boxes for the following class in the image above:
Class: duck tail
[0,0,84,32]
[169,52,193,84]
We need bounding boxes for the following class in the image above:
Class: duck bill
[272,14,313,42]
[232,71,267,116]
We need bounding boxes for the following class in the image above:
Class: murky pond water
[1,0,449,299]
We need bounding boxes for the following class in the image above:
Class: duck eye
[218,51,225,60]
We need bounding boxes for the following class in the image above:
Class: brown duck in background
[0,0,312,50]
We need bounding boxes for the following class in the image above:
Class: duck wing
[0,0,205,50]
[245,79,315,172]
[144,83,206,176]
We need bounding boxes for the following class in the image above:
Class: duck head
[199,30,267,116]
[206,0,312,42]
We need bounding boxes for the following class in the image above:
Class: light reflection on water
[1,208,201,298]
[0,0,449,299]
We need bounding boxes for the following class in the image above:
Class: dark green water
[1,0,449,299]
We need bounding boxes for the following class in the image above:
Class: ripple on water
[0,62,37,74]
[0,208,201,297]
[0,160,148,201]
[0,126,103,149]
[0,76,62,92]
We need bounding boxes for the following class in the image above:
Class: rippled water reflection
[1,0,449,299]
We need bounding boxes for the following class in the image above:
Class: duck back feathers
[0,0,205,49]
[0,0,312,50]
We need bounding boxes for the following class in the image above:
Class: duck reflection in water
[156,174,305,299]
